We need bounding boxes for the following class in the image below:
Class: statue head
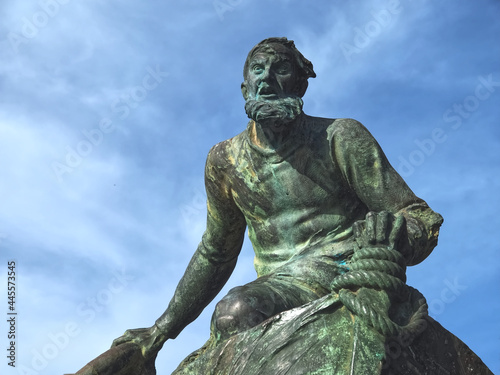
[242,37,316,99]
[241,37,316,128]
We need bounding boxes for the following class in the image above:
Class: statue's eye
[252,64,264,74]
[276,63,291,75]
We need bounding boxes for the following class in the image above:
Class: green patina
[73,37,493,375]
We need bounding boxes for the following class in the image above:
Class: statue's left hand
[111,325,166,360]
[353,211,410,253]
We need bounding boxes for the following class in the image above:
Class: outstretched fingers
[111,328,149,348]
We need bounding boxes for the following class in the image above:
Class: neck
[248,113,303,151]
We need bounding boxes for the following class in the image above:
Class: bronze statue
[73,37,492,375]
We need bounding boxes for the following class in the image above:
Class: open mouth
[258,93,279,99]
[257,85,279,99]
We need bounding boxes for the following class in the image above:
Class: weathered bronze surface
[73,37,493,374]
[72,343,155,375]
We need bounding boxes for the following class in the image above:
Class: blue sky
[0,1,499,374]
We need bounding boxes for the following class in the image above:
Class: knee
[211,287,272,339]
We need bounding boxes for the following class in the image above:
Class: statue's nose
[258,83,274,96]
[259,67,274,83]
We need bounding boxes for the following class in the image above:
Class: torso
[222,116,368,276]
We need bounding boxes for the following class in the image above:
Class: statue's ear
[295,79,308,98]
[241,82,248,100]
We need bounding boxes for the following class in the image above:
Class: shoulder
[207,140,230,167]
[325,118,380,154]
[329,118,372,140]
[302,115,371,141]
[206,130,245,173]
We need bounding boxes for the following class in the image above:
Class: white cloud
[1,1,499,374]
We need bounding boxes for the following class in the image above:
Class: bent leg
[211,274,325,341]
[211,251,351,341]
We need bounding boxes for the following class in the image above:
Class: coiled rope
[330,246,428,339]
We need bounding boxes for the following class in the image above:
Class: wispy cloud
[1,1,499,374]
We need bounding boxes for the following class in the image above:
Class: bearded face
[242,49,306,130]
[244,96,303,128]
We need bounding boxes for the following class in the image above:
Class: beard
[244,96,303,130]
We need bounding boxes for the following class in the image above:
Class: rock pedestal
[171,293,492,375]
[71,292,492,375]
[72,342,156,375]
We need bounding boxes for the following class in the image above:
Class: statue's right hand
[111,325,167,360]
[111,327,148,347]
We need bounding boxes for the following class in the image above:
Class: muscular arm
[112,143,246,357]
[155,143,247,338]
[332,118,443,265]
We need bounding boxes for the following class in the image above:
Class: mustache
[244,96,303,124]
[256,83,276,97]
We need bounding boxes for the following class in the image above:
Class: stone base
[173,294,492,375]
[72,293,492,375]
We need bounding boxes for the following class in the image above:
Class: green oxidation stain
[375,351,384,360]
[333,253,350,273]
